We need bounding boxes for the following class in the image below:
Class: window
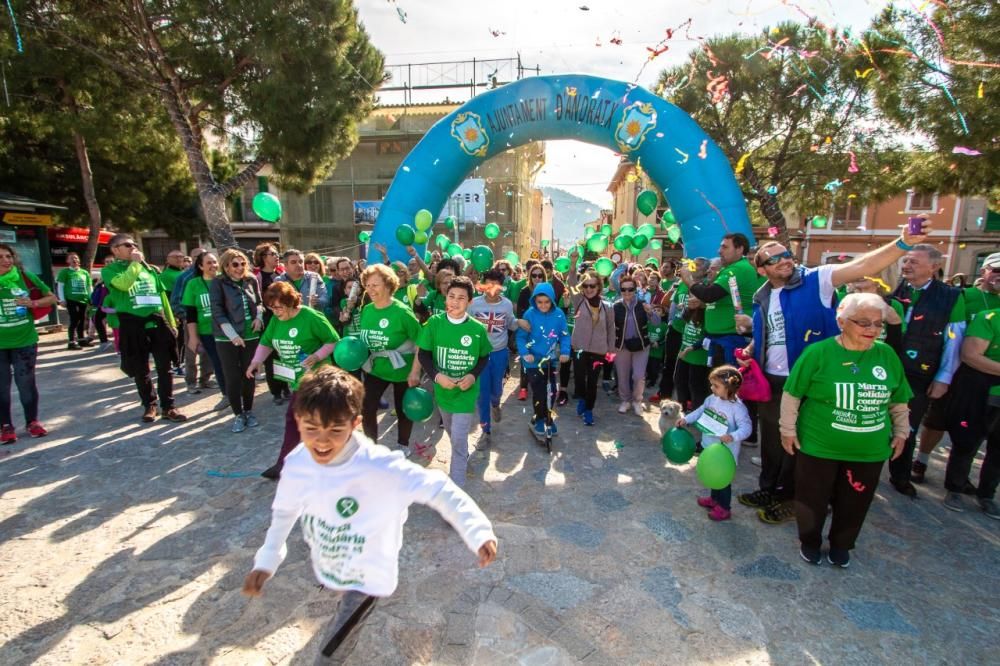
[905,191,936,213]
[376,141,403,155]
[832,201,864,229]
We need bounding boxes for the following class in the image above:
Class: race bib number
[695,408,729,437]
[134,295,162,306]
[273,362,297,382]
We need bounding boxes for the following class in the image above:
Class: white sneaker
[618,401,630,414]
[751,456,762,466]
[632,402,643,416]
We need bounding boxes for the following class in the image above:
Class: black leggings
[573,351,606,410]
[362,374,414,446]
[528,365,557,421]
[673,359,710,409]
[216,339,259,416]
[794,451,883,551]
[66,300,88,341]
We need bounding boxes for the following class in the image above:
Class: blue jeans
[0,345,39,425]
[198,334,226,394]
[477,348,509,432]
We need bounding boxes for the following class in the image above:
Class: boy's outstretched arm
[242,505,301,597]
[478,541,498,568]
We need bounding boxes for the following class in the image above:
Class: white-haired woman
[780,293,913,568]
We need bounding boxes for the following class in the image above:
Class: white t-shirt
[764,265,837,376]
[253,433,496,596]
[684,395,753,463]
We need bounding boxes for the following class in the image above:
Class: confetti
[804,330,821,341]
[978,82,984,98]
[920,363,930,371]
[951,146,982,156]
[913,315,924,321]
[960,421,968,428]
[735,153,751,174]
[767,226,779,237]
[847,151,859,173]
[396,6,407,23]
[614,440,624,450]
[675,148,689,164]
[855,68,874,79]
[846,470,866,493]
[697,140,707,159]
[766,185,778,195]
[823,179,843,191]
[566,86,577,97]
[906,350,918,359]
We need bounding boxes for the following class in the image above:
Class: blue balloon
[369,74,753,263]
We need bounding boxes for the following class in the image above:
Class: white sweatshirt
[684,395,752,463]
[253,433,496,597]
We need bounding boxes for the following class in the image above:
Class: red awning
[48,227,114,244]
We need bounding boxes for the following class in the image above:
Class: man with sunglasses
[735,220,932,521]
[102,234,187,423]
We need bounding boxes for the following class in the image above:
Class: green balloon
[505,251,520,265]
[462,248,472,260]
[414,230,428,245]
[650,239,663,250]
[613,235,632,251]
[414,209,434,231]
[252,192,282,222]
[484,222,500,239]
[587,233,609,253]
[424,251,432,263]
[446,242,463,257]
[402,387,435,422]
[631,234,649,250]
[594,257,614,277]
[601,223,613,235]
[436,234,451,249]
[583,225,595,238]
[445,216,457,229]
[395,224,416,246]
[667,225,682,244]
[637,223,657,239]
[358,230,370,242]
[333,336,369,372]
[619,224,636,237]
[661,209,677,226]
[662,427,696,464]
[696,443,737,490]
[811,215,828,228]
[636,189,658,216]
[554,256,571,273]
[541,239,550,248]
[471,245,494,272]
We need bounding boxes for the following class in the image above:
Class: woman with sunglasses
[181,251,228,408]
[253,243,289,404]
[612,275,658,415]
[210,249,265,433]
[569,271,616,425]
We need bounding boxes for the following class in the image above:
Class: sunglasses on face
[848,318,883,329]
[582,283,598,289]
[531,273,544,279]
[114,242,136,249]
[306,260,320,264]
[229,261,246,267]
[760,250,793,266]
[620,287,636,293]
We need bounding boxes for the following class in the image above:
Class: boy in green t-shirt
[417,276,492,486]
[56,252,94,349]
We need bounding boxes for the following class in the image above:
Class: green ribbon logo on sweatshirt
[336,497,359,518]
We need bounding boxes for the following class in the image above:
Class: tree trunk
[61,81,103,270]
[73,130,104,271]
[741,160,789,247]
[199,189,236,249]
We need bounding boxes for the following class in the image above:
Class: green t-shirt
[358,299,421,382]
[679,319,708,366]
[424,290,447,317]
[260,306,340,389]
[506,278,527,305]
[181,277,214,336]
[159,266,184,294]
[966,308,1000,396]
[670,282,690,333]
[647,321,669,359]
[704,258,762,335]
[340,297,362,336]
[784,337,913,462]
[417,313,492,413]
[0,268,51,349]
[962,286,1000,323]
[100,261,166,318]
[56,267,92,303]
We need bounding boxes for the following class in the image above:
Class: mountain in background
[540,186,604,243]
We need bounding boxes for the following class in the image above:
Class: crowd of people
[1,216,998,569]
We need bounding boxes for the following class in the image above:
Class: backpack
[20,270,54,321]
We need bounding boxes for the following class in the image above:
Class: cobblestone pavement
[1,336,997,665]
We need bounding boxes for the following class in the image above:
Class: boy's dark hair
[293,366,364,425]
[447,275,475,300]
[540,259,554,272]
[723,233,751,256]
[436,257,460,274]
[481,269,505,285]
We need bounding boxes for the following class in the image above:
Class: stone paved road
[1,336,997,665]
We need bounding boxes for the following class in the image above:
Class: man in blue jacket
[735,219,931,524]
[516,282,570,439]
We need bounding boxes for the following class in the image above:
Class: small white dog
[658,399,701,442]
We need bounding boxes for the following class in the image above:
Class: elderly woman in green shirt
[780,293,912,568]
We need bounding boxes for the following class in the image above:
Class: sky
[355,0,892,207]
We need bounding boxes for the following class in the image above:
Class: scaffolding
[382,55,540,105]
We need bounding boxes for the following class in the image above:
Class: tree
[866,0,998,199]
[28,0,385,248]
[656,22,907,245]
[0,22,199,268]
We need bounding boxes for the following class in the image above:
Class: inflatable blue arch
[370,74,753,263]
